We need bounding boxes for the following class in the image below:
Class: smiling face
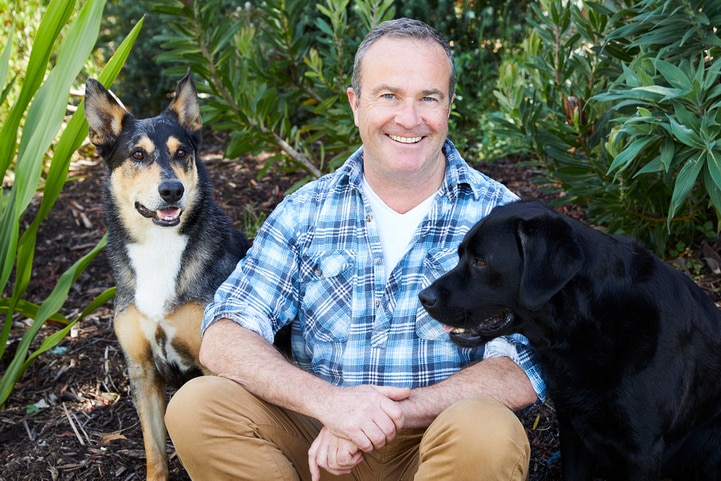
[347,37,453,198]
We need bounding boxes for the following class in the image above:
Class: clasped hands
[308,384,411,481]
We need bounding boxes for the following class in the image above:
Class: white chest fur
[126,228,189,320]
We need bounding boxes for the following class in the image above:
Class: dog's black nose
[158,180,184,203]
[418,288,437,308]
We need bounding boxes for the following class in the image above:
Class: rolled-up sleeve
[483,334,547,403]
[203,197,301,344]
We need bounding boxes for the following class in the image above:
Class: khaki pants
[166,376,529,481]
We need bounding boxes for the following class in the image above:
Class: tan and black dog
[84,72,250,480]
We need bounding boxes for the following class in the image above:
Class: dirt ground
[1,132,719,480]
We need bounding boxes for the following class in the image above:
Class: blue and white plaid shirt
[204,140,546,401]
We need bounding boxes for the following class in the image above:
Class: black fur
[419,200,721,481]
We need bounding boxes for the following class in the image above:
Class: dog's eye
[131,150,144,161]
[176,148,187,159]
[473,258,487,268]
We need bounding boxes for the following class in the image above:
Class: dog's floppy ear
[168,70,202,133]
[517,213,584,310]
[84,78,128,150]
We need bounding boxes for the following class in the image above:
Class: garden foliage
[494,0,721,254]
[0,0,140,407]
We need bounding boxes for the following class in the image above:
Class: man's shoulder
[444,152,517,205]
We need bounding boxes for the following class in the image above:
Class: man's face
[347,37,453,184]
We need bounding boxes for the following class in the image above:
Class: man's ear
[347,87,360,127]
[448,93,456,119]
[517,214,584,310]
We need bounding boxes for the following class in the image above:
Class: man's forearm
[399,356,538,429]
[200,318,335,419]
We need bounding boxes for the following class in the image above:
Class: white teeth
[389,134,422,144]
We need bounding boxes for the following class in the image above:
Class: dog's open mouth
[135,202,182,227]
[444,310,514,347]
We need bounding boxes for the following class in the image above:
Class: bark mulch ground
[2,135,719,480]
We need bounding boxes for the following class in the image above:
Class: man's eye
[382,93,395,100]
[474,258,487,268]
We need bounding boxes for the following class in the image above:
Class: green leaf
[632,85,686,101]
[608,137,652,173]
[0,27,13,97]
[22,287,116,372]
[658,137,675,171]
[667,117,705,149]
[0,0,75,175]
[706,148,721,194]
[654,59,692,91]
[668,155,704,223]
[15,0,104,224]
[703,166,721,219]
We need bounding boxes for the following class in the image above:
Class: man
[166,18,545,481]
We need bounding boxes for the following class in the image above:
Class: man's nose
[395,100,422,128]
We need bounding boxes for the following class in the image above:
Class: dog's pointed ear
[517,213,584,310]
[168,70,202,133]
[84,78,128,150]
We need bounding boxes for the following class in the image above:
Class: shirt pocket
[416,247,461,340]
[298,250,356,342]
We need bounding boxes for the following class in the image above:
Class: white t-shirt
[362,176,437,280]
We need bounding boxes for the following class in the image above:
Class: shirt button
[376,258,382,265]
[375,300,381,307]
[314,268,322,276]
[366,214,373,222]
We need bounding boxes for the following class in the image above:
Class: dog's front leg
[557,415,593,481]
[129,360,169,481]
[115,307,170,481]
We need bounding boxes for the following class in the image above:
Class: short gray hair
[350,18,455,104]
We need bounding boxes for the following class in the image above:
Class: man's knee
[166,376,256,451]
[417,397,530,481]
[167,376,219,430]
[438,396,528,447]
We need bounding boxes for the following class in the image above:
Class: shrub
[494,0,721,254]
[97,0,178,114]
[0,0,141,407]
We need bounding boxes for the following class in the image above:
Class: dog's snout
[158,180,184,203]
[418,288,438,308]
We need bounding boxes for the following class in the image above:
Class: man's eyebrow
[369,84,447,100]
[420,88,446,99]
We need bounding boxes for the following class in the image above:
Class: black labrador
[419,200,721,481]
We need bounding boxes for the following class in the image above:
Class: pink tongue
[443,325,455,334]
[157,207,180,221]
